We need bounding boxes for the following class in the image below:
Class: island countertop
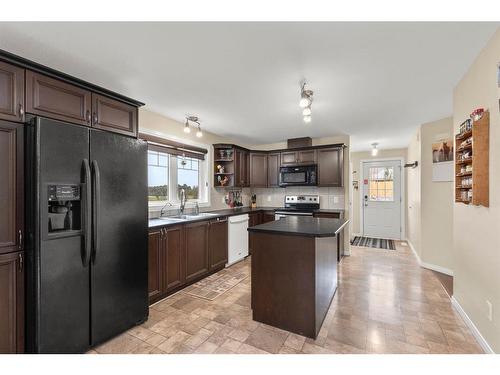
[247,216,349,238]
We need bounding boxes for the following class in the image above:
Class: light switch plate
[267,195,271,202]
[333,196,339,204]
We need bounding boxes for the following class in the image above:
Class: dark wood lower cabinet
[147,230,162,301]
[185,221,210,283]
[0,251,24,353]
[164,225,185,292]
[148,218,229,305]
[209,218,228,271]
[262,211,276,223]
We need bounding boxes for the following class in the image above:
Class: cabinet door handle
[18,104,24,117]
[86,110,91,124]
[18,229,22,249]
[18,253,23,272]
[93,112,98,124]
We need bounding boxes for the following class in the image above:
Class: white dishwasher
[227,214,249,266]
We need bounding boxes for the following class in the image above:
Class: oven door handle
[275,211,314,216]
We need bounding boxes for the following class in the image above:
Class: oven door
[275,211,314,220]
[279,166,315,186]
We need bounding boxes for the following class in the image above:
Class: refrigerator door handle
[82,159,92,267]
[91,160,101,264]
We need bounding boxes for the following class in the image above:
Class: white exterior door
[362,160,402,239]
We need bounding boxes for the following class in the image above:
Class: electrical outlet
[267,195,271,202]
[222,196,226,204]
[486,300,493,321]
[333,196,339,204]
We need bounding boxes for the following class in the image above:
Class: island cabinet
[280,149,317,166]
[317,147,343,187]
[208,217,228,270]
[248,212,263,255]
[0,251,24,353]
[249,152,268,187]
[0,61,25,122]
[267,152,280,187]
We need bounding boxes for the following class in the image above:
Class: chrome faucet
[179,188,187,215]
[159,202,173,217]
[194,202,200,215]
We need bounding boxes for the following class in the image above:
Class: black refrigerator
[25,116,148,353]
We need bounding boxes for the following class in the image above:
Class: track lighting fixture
[300,82,314,123]
[184,116,203,137]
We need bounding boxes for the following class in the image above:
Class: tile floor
[90,242,483,354]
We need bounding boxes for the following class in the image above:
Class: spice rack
[455,111,489,206]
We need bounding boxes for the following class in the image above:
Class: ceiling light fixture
[300,82,314,123]
[371,143,379,156]
[184,115,203,137]
[183,118,191,133]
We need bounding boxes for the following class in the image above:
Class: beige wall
[452,29,500,352]
[350,148,407,236]
[420,117,454,273]
[407,128,422,258]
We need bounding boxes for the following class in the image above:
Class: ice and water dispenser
[47,184,81,234]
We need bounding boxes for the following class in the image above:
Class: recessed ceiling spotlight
[302,107,312,116]
[371,143,379,156]
[303,115,312,124]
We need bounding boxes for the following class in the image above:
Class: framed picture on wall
[432,138,454,182]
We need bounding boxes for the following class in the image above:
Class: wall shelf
[454,111,489,207]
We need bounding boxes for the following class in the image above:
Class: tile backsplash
[252,187,345,209]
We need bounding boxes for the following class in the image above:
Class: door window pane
[148,150,169,201]
[368,167,394,201]
[178,156,199,200]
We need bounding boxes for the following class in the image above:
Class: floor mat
[182,267,250,300]
[351,236,396,250]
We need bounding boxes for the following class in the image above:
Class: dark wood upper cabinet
[164,225,185,292]
[267,152,280,187]
[318,147,343,187]
[26,70,92,126]
[234,148,250,187]
[249,153,267,187]
[280,149,317,166]
[280,151,297,166]
[0,61,25,122]
[92,93,138,137]
[185,221,209,283]
[298,149,317,164]
[147,230,162,302]
[0,121,24,255]
[209,218,228,271]
[0,251,24,353]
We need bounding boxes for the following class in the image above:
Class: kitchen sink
[159,212,219,221]
[185,213,218,219]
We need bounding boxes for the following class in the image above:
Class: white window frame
[148,147,211,210]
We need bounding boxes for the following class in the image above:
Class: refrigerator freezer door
[35,118,91,353]
[90,129,148,346]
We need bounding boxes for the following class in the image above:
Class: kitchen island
[248,216,348,339]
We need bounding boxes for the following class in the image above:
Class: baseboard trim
[451,296,494,354]
[420,261,454,276]
[405,239,454,276]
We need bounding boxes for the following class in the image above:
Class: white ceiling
[0,22,497,151]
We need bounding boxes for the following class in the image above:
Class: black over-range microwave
[279,165,317,187]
